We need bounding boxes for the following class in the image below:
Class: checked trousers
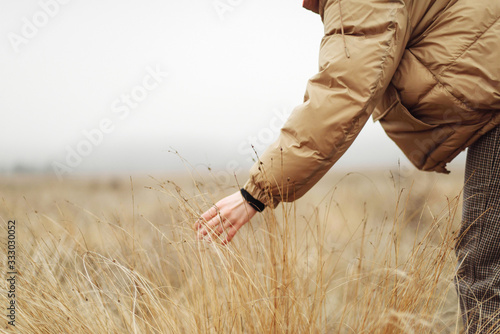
[456,125,500,333]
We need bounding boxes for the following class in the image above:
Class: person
[195,0,500,332]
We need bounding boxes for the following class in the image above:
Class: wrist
[240,188,266,212]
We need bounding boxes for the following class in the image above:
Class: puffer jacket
[243,0,500,209]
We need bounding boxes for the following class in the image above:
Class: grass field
[0,168,466,333]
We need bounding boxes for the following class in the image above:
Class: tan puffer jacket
[243,0,500,208]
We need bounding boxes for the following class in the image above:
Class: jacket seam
[355,7,404,125]
[404,51,438,108]
[407,50,477,112]
[439,15,500,76]
[299,5,404,190]
[433,113,500,171]
[407,0,458,48]
[408,15,500,111]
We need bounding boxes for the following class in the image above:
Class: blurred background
[0,3,466,331]
[0,0,466,178]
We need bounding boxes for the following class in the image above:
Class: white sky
[0,0,465,176]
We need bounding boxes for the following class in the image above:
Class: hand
[195,191,258,244]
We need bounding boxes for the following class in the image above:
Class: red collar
[303,0,319,14]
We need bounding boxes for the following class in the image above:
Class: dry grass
[0,169,466,333]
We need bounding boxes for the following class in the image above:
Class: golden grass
[0,169,466,333]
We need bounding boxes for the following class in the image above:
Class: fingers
[222,226,238,246]
[201,205,218,222]
[197,214,224,238]
[194,191,251,244]
[193,205,218,230]
[197,211,231,236]
[196,211,238,243]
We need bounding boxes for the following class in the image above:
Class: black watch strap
[240,188,266,212]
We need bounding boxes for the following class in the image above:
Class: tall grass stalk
[0,172,462,333]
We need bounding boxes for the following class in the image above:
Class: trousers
[456,125,500,333]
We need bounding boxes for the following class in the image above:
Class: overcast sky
[0,0,465,177]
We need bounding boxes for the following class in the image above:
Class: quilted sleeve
[243,0,410,208]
